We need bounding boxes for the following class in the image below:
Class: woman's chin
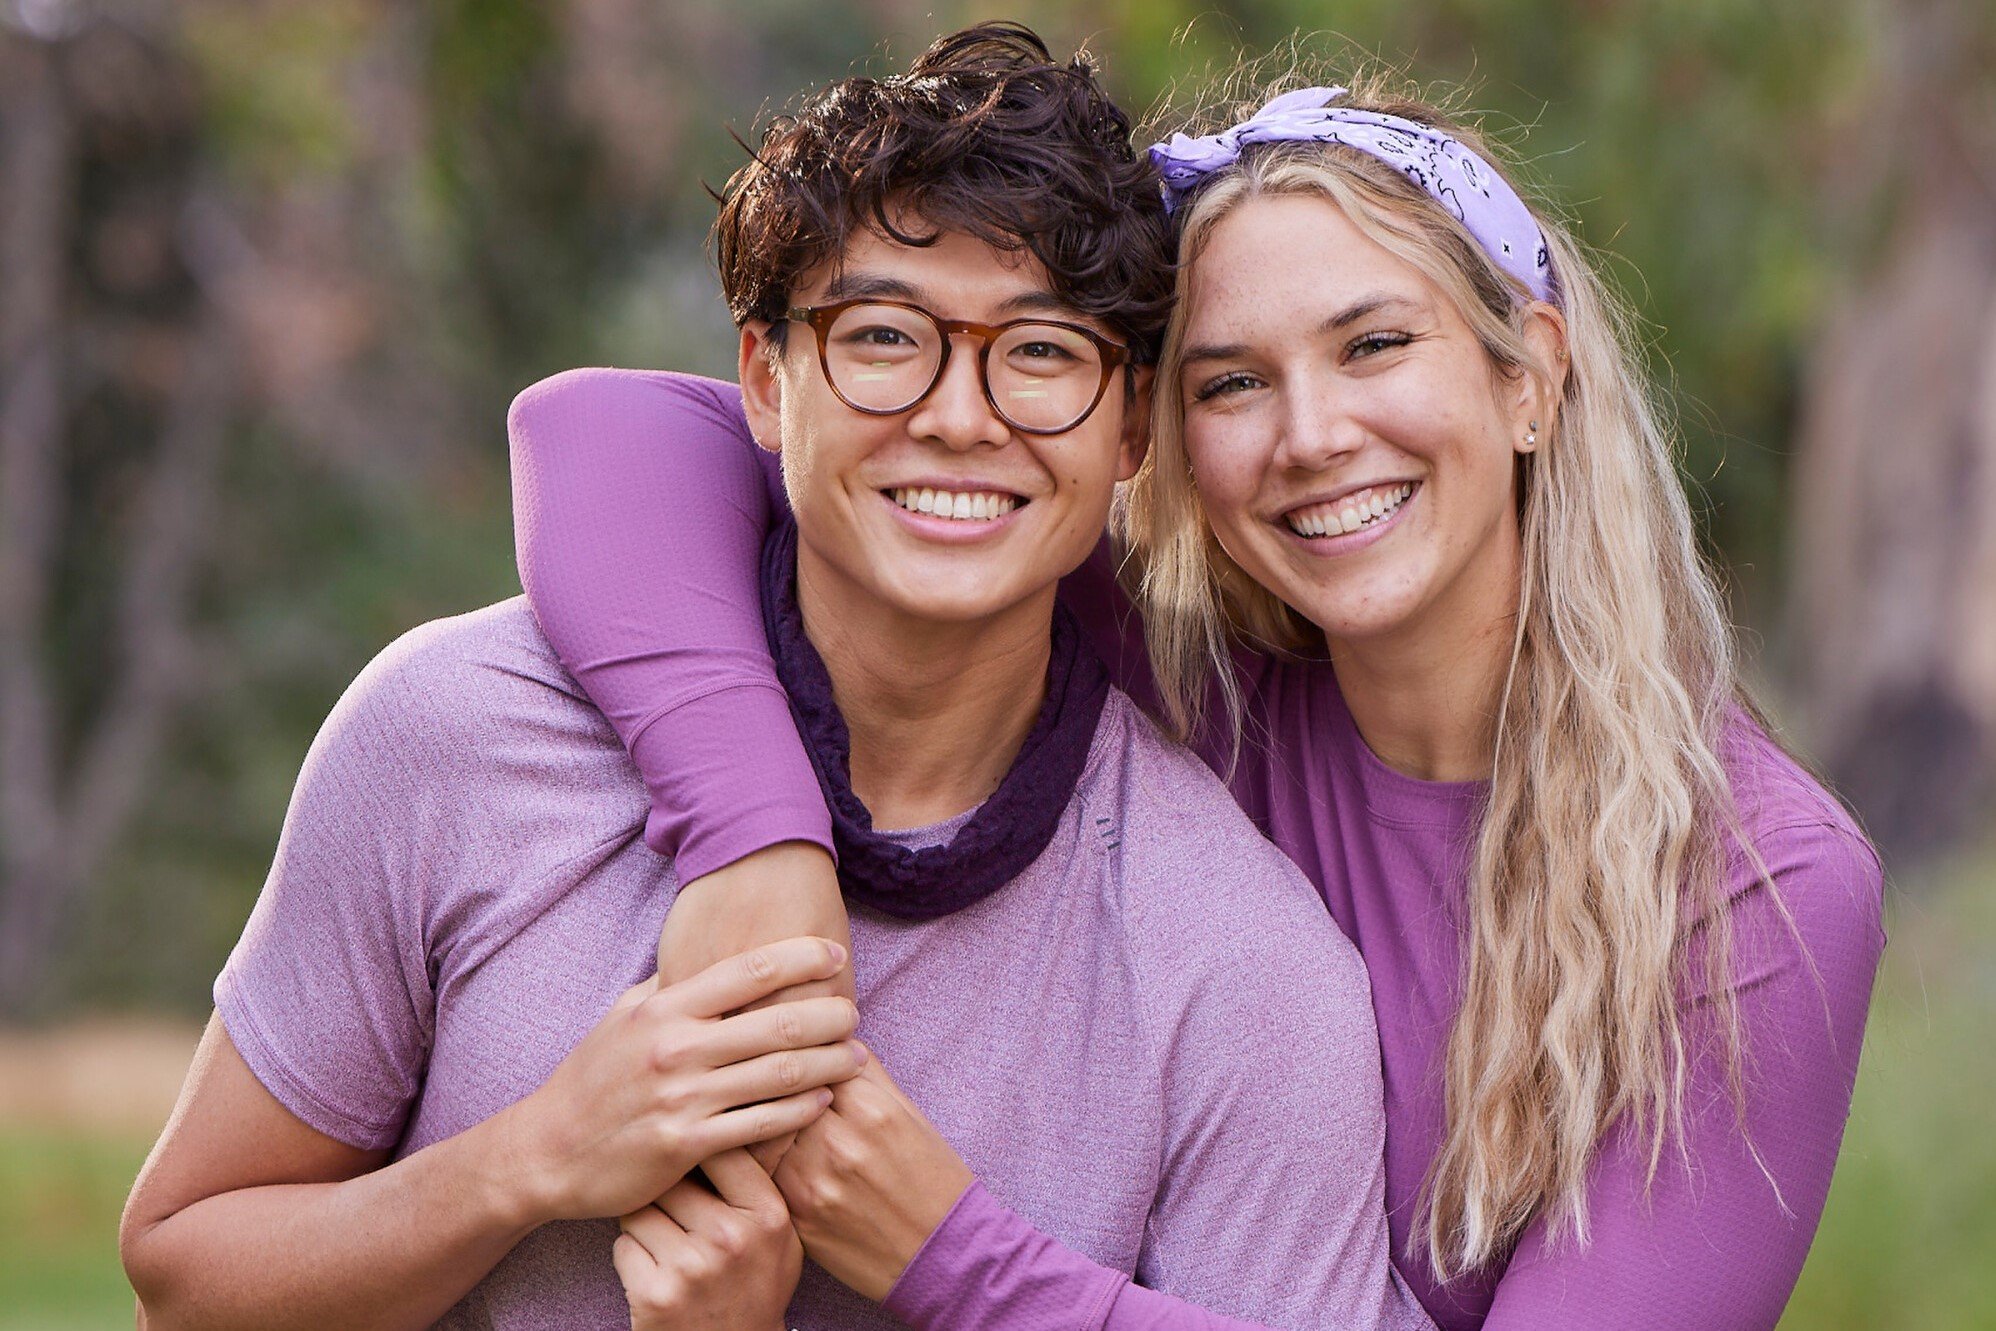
[1272,576,1430,647]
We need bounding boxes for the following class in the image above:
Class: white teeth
[1284,482,1415,538]
[888,488,1021,522]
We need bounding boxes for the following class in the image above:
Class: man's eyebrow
[992,289,1076,318]
[1180,293,1422,366]
[813,273,1080,321]
[818,272,924,304]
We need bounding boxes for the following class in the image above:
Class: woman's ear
[738,322,785,454]
[1513,301,1570,455]
[1116,365,1154,482]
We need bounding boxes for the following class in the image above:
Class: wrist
[659,842,853,999]
[476,1097,560,1233]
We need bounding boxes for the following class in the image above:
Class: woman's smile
[1278,479,1419,551]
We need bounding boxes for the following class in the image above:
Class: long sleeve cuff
[631,681,834,880]
[885,1181,1130,1331]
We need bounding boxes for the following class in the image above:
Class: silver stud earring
[1525,419,1539,447]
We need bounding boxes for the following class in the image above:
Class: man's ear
[738,321,784,455]
[1115,365,1154,482]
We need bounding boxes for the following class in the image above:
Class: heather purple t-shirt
[216,599,1428,1330]
[507,369,1887,1331]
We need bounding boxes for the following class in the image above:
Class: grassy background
[2,845,1987,1329]
[0,1132,149,1330]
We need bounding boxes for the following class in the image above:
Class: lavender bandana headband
[1149,87,1556,303]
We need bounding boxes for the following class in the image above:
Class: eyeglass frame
[783,298,1132,437]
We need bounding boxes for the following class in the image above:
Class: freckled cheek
[1185,439,1264,525]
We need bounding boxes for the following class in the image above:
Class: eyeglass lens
[820,302,1105,434]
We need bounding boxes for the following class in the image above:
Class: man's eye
[1015,340,1078,362]
[845,326,917,347]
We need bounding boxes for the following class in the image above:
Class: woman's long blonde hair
[1121,72,1780,1278]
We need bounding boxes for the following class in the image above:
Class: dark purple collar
[760,518,1110,920]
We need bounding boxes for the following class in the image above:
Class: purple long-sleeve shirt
[508,368,1886,1331]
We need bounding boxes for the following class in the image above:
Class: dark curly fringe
[713,21,1174,363]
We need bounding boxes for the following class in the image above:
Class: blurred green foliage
[5,6,1989,1323]
[12,0,1908,1008]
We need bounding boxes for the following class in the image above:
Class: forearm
[128,1108,540,1331]
[659,841,852,1001]
[508,368,829,876]
[888,1183,1293,1331]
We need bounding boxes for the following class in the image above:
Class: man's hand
[498,936,865,1225]
[663,843,856,1173]
[615,1149,802,1331]
[774,1047,976,1302]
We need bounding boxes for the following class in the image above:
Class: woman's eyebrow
[1320,293,1420,332]
[1180,340,1249,366]
[1182,293,1423,367]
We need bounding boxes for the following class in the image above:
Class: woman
[511,65,1884,1330]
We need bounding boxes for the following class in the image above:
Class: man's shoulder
[1075,693,1378,1071]
[290,598,648,880]
[339,597,572,722]
[317,598,629,793]
[1081,692,1348,938]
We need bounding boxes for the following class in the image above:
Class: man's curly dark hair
[713,21,1173,363]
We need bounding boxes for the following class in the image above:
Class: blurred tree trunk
[0,26,236,1014]
[1788,0,1996,863]
[0,33,78,1013]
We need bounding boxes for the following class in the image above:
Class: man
[123,24,1423,1329]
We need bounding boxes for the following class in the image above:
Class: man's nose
[906,335,1008,452]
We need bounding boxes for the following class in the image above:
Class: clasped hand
[618,1046,977,1327]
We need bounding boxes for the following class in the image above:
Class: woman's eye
[1016,340,1078,362]
[1346,331,1413,360]
[1191,372,1259,402]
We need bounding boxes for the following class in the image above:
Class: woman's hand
[773,1047,976,1301]
[614,1149,802,1331]
[499,936,866,1225]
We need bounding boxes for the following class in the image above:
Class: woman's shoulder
[1709,709,1886,997]
[1720,710,1880,882]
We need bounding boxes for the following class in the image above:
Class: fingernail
[827,941,848,967]
[850,1041,869,1064]
[818,1088,835,1107]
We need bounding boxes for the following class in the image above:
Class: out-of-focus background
[1,0,1991,1325]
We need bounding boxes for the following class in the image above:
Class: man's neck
[797,552,1052,831]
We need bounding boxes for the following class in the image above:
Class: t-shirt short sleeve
[214,625,460,1151]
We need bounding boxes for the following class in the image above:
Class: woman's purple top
[508,368,1886,1331]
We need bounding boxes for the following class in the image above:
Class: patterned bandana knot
[1148,87,1556,304]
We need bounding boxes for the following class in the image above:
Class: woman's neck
[797,553,1052,831]
[1326,545,1523,785]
